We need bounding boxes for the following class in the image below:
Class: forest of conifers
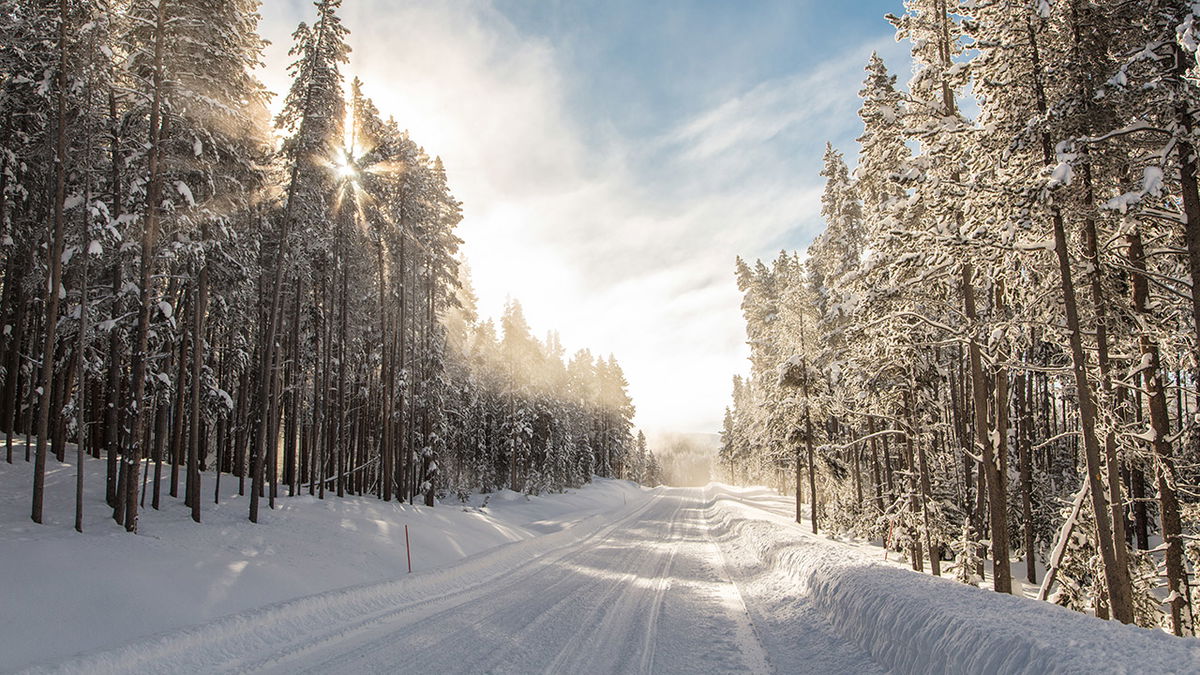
[720,0,1200,635]
[0,0,656,536]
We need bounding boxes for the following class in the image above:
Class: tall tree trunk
[1129,228,1192,636]
[119,0,168,533]
[1170,44,1200,382]
[909,389,939,576]
[104,88,124,508]
[962,263,1011,594]
[250,209,288,523]
[1015,369,1036,584]
[170,293,189,499]
[4,262,28,463]
[188,224,208,524]
[336,217,347,499]
[1047,209,1132,621]
[32,0,71,524]
[74,195,91,534]
[1080,160,1133,611]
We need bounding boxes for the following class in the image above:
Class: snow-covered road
[242,491,794,674]
[31,488,881,674]
[23,482,1200,674]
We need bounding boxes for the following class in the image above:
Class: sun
[334,151,358,180]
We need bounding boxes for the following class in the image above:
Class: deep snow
[705,486,1200,674]
[0,443,648,671]
[5,448,1200,674]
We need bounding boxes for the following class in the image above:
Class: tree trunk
[1170,44,1200,382]
[188,225,209,524]
[909,389,939,576]
[1015,369,1036,584]
[1047,210,1131,621]
[1080,161,1133,609]
[1129,228,1192,636]
[4,262,28,464]
[120,0,168,533]
[962,263,1011,594]
[32,0,71,524]
[74,197,91,533]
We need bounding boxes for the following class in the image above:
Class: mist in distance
[649,433,719,487]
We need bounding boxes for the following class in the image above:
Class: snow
[212,386,234,411]
[1104,166,1166,212]
[1048,162,1073,187]
[5,460,1200,674]
[704,486,1200,675]
[175,181,196,207]
[1142,166,1164,196]
[1016,238,1056,253]
[1133,427,1159,443]
[0,446,649,672]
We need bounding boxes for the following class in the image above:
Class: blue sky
[258,0,911,436]
[496,1,902,136]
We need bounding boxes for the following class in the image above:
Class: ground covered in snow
[5,452,1200,674]
[0,445,646,672]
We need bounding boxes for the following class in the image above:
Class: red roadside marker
[405,524,412,573]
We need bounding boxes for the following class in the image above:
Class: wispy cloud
[259,2,907,434]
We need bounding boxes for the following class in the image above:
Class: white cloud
[259,2,903,435]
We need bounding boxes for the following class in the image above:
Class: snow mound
[704,485,1200,675]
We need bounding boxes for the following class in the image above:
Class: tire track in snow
[33,493,664,675]
[697,494,773,675]
[542,498,685,674]
[635,503,681,675]
[305,500,673,674]
[242,493,667,674]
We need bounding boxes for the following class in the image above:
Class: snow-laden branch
[818,428,909,453]
[1080,121,1170,144]
[1039,479,1091,602]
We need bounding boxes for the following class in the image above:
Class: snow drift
[705,485,1200,675]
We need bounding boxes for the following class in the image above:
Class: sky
[258,0,910,437]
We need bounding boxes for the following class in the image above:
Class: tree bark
[32,0,72,524]
[188,223,209,524]
[962,263,1011,594]
[1128,228,1192,636]
[1047,210,1132,621]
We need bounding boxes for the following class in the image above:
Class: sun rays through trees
[1,0,656,537]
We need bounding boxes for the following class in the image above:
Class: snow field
[8,452,1200,674]
[0,445,651,672]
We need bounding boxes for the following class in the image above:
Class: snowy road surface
[31,488,881,674]
[23,484,1200,674]
[236,491,795,674]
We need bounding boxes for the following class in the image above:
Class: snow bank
[0,445,651,672]
[704,485,1200,675]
